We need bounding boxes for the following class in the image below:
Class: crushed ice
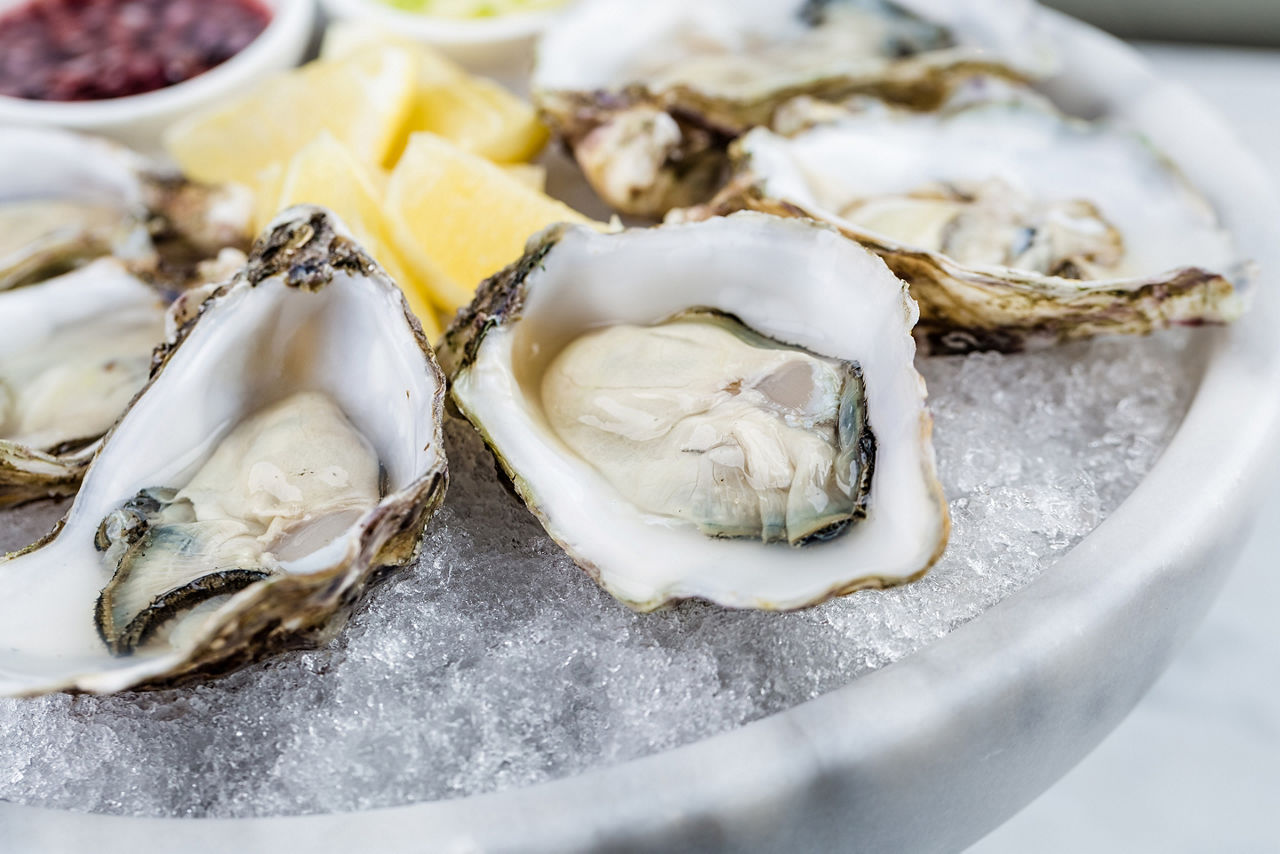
[0,332,1202,817]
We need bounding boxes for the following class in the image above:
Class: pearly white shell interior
[0,260,442,695]
[533,0,1052,95]
[739,102,1238,280]
[452,213,946,611]
[0,259,160,362]
[0,126,147,209]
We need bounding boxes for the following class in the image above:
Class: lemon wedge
[273,132,442,340]
[389,74,549,166]
[503,163,547,191]
[165,47,418,186]
[322,24,547,167]
[385,133,595,312]
[249,162,286,234]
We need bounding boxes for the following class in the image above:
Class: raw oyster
[0,207,448,696]
[93,391,383,656]
[0,127,252,291]
[0,258,168,507]
[439,213,947,611]
[696,95,1246,353]
[542,310,875,547]
[533,0,1055,217]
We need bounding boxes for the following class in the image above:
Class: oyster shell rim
[0,206,450,696]
[0,126,254,294]
[694,185,1243,354]
[440,212,949,612]
[0,258,172,508]
[690,94,1248,354]
[531,0,1055,217]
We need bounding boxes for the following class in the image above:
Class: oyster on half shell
[534,0,1055,217]
[0,127,252,291]
[439,213,947,611]
[695,94,1246,353]
[0,258,169,507]
[0,207,448,696]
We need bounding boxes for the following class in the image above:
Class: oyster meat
[0,126,252,291]
[534,0,1055,216]
[440,213,947,611]
[836,177,1125,279]
[0,207,448,696]
[542,311,874,546]
[700,95,1246,352]
[94,391,383,655]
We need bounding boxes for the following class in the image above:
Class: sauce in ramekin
[0,0,272,102]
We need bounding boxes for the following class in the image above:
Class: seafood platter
[0,0,1277,850]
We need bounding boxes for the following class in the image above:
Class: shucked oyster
[93,391,383,656]
[542,310,875,547]
[697,95,1246,353]
[0,126,252,291]
[0,258,169,507]
[0,129,251,507]
[440,213,947,611]
[534,0,1055,216]
[0,207,448,696]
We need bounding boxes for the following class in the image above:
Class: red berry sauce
[0,0,273,102]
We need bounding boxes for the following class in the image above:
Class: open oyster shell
[693,95,1246,353]
[533,0,1055,217]
[0,127,252,291]
[0,207,448,696]
[439,213,947,611]
[0,258,169,507]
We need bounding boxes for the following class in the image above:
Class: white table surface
[971,44,1280,854]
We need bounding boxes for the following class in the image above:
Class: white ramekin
[319,0,571,73]
[0,0,317,154]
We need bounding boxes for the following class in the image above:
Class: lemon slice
[249,162,286,233]
[503,163,547,191]
[389,75,549,166]
[274,132,442,340]
[322,23,547,167]
[385,133,594,312]
[165,48,418,186]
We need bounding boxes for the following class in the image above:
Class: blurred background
[1046,0,1280,45]
[973,9,1280,852]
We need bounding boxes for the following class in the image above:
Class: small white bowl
[0,0,317,154]
[319,0,571,74]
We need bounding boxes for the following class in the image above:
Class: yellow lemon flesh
[273,133,443,341]
[321,25,548,167]
[165,47,418,186]
[385,133,595,312]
